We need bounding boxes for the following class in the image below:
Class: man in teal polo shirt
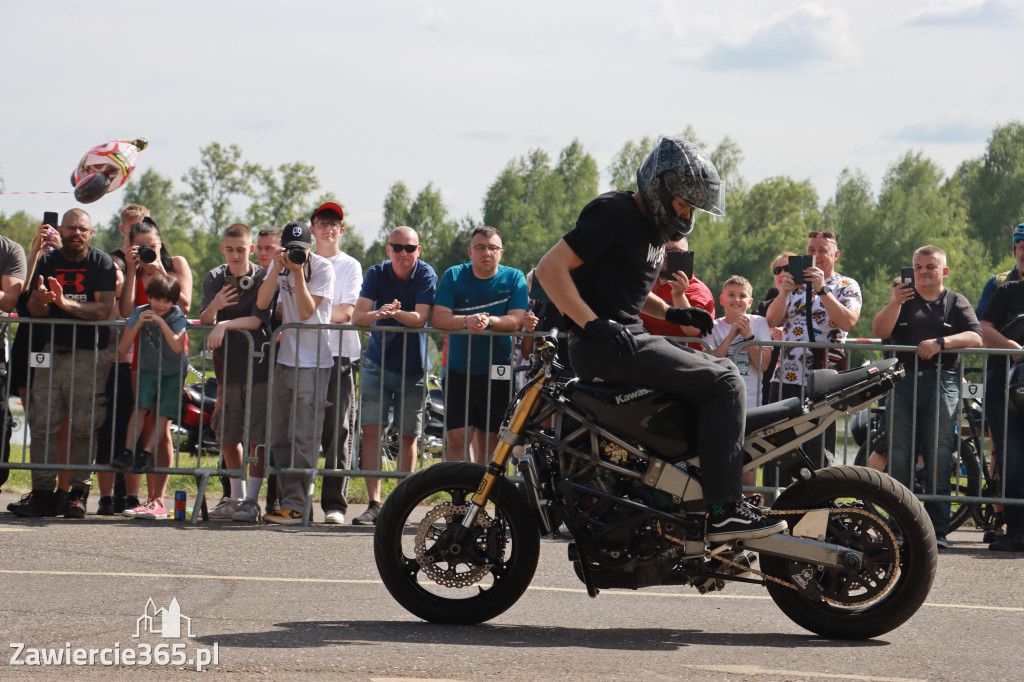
[433,227,528,464]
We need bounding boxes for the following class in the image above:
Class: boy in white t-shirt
[703,275,772,409]
[256,220,336,524]
[704,275,771,489]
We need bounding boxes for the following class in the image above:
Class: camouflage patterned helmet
[636,137,724,241]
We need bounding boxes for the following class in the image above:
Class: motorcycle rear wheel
[373,462,540,624]
[761,465,937,640]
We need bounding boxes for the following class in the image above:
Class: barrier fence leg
[192,470,212,525]
[302,470,317,527]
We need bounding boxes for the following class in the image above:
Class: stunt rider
[535,136,787,542]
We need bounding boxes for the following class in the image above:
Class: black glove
[665,307,714,337]
[583,319,638,357]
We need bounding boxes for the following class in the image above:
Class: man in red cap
[309,202,363,525]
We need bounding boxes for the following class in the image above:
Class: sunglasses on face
[808,231,837,241]
[388,243,419,253]
[772,265,787,275]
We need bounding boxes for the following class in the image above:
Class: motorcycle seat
[185,378,218,413]
[807,358,899,402]
[745,397,803,434]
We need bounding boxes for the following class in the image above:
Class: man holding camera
[872,245,982,549]
[766,231,861,470]
[257,220,335,524]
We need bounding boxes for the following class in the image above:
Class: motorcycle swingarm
[738,533,862,569]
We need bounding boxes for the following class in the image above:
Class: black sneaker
[96,495,115,516]
[111,448,133,472]
[935,535,951,550]
[988,533,1024,552]
[131,450,154,474]
[707,500,788,542]
[64,489,87,519]
[9,489,60,518]
[352,501,381,526]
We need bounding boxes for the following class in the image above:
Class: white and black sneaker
[707,500,787,542]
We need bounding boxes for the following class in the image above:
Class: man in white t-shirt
[309,202,362,525]
[256,220,336,525]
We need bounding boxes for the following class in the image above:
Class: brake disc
[414,502,495,587]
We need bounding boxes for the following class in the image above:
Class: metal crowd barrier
[4,319,1021,526]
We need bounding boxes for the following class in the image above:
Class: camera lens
[287,246,307,265]
[137,245,157,264]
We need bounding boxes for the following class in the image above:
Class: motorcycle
[176,363,219,456]
[378,374,445,469]
[374,332,937,640]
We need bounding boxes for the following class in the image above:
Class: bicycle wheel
[948,438,982,532]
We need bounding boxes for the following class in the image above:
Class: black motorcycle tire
[373,462,540,625]
[761,465,937,640]
[852,439,980,534]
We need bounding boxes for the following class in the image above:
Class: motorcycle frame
[458,336,904,576]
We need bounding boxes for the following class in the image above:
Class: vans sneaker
[264,508,304,525]
[232,500,261,523]
[707,500,787,542]
[208,497,243,520]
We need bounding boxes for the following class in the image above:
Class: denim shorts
[359,360,425,436]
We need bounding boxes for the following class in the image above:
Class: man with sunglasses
[350,227,437,525]
[310,201,363,525]
[766,231,861,471]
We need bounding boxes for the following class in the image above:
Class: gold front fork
[469,372,548,508]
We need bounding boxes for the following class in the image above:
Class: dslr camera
[287,245,308,265]
[136,244,158,264]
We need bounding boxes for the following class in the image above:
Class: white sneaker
[324,509,345,524]
[209,497,243,520]
[232,499,261,522]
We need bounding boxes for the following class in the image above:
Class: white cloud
[885,116,991,145]
[699,4,859,71]
[904,0,1017,28]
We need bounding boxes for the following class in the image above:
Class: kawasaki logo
[615,388,653,405]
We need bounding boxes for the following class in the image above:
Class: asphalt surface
[1,491,1022,681]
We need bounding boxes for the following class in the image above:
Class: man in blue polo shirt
[350,226,437,525]
[434,226,528,464]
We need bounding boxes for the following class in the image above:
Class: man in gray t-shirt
[0,233,28,491]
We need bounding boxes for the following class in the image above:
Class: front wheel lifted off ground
[373,462,540,624]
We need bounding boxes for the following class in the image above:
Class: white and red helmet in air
[70,138,148,204]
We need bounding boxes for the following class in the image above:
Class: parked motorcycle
[176,363,219,456]
[379,374,444,469]
[374,333,936,640]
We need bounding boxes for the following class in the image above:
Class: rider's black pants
[568,331,744,504]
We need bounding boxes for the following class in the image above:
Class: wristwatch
[936,337,946,350]
[817,286,830,296]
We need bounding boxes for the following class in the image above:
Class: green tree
[180,142,251,233]
[555,138,600,224]
[962,121,1024,257]
[245,161,321,228]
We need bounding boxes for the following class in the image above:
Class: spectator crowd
[1,197,1022,553]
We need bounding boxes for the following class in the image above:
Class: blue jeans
[887,370,959,536]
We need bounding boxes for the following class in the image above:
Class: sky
[1,0,1020,241]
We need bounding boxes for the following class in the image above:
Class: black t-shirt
[201,264,272,384]
[562,191,663,333]
[981,280,1024,374]
[30,247,116,350]
[887,289,981,371]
